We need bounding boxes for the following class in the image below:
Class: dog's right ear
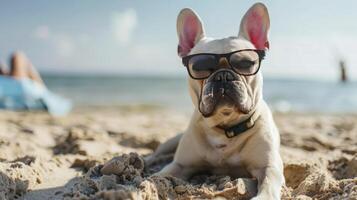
[177,8,205,57]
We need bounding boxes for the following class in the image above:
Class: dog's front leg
[249,163,284,200]
[153,131,202,180]
[145,133,183,166]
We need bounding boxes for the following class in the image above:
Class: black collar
[218,111,261,138]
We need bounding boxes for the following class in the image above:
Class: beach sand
[0,107,356,200]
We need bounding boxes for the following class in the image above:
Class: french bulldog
[148,3,284,199]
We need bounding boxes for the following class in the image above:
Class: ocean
[43,75,357,113]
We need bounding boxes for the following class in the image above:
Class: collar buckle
[225,130,236,138]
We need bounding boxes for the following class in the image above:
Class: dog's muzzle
[199,69,252,117]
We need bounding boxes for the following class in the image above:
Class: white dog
[149,3,284,199]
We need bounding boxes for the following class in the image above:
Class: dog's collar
[218,111,261,138]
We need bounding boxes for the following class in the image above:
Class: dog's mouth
[199,81,252,117]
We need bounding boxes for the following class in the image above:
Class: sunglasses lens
[229,51,260,75]
[188,55,218,79]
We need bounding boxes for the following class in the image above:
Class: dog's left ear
[238,3,270,50]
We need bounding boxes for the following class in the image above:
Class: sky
[0,0,357,80]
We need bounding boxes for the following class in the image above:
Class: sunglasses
[182,49,265,80]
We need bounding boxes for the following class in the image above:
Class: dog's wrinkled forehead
[189,37,255,55]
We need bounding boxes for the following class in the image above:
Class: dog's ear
[238,3,270,50]
[177,8,205,57]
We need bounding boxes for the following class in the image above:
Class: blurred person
[0,51,71,115]
[1,52,44,85]
[339,59,348,83]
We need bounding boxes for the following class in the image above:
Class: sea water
[43,75,357,113]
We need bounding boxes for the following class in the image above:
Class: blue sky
[0,0,357,80]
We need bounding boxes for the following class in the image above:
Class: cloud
[33,25,50,40]
[53,35,75,58]
[112,8,137,44]
[33,25,76,58]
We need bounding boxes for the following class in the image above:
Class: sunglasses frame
[182,49,266,80]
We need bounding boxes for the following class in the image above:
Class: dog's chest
[205,134,243,166]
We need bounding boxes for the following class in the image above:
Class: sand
[0,107,356,200]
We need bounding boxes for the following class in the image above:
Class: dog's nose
[213,70,236,82]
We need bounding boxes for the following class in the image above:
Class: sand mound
[63,153,258,200]
[282,160,357,199]
[328,155,357,180]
